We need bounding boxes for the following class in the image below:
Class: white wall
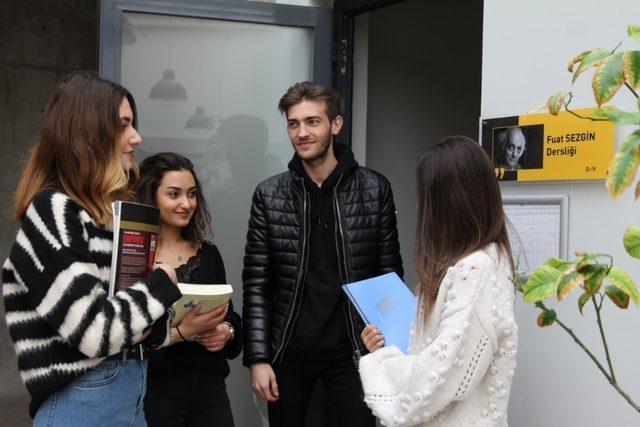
[483,1,640,425]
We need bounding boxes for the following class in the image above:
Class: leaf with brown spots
[556,267,586,300]
[568,50,591,72]
[605,285,630,309]
[580,264,608,296]
[592,52,625,106]
[572,48,609,83]
[578,292,591,315]
[606,267,639,306]
[537,309,557,327]
[622,51,640,88]
[546,92,571,115]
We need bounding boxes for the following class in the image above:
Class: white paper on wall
[504,204,561,272]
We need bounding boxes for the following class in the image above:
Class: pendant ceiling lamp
[149,16,188,106]
[185,106,216,132]
[185,21,216,133]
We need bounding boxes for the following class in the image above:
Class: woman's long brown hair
[414,135,514,325]
[13,72,138,224]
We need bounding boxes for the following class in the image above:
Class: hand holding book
[195,321,233,352]
[361,324,385,352]
[342,272,415,353]
[174,303,228,342]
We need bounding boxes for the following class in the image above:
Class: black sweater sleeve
[207,243,243,359]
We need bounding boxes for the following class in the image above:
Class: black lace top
[175,246,202,283]
[147,242,242,376]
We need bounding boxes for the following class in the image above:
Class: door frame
[332,0,405,145]
[99,0,332,85]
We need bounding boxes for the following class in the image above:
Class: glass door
[100,2,331,426]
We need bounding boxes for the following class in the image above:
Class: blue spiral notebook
[342,272,416,353]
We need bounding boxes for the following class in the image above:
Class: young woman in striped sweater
[2,73,182,426]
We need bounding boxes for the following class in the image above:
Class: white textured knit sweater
[2,190,181,416]
[359,244,517,427]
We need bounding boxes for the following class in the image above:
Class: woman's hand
[176,303,228,341]
[361,324,385,353]
[196,322,232,352]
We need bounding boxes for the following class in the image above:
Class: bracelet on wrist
[176,325,189,342]
[222,321,235,341]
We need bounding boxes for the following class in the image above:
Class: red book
[109,201,160,295]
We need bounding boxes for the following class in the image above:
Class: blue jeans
[34,356,148,427]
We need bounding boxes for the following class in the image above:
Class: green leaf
[556,267,586,300]
[523,265,562,303]
[547,92,570,115]
[575,253,607,268]
[629,25,640,44]
[606,130,640,198]
[578,292,591,314]
[568,50,591,72]
[591,108,640,125]
[545,257,573,270]
[537,309,557,327]
[605,284,630,309]
[606,266,640,306]
[623,226,640,258]
[623,51,640,88]
[572,48,610,82]
[581,263,609,295]
[592,52,626,105]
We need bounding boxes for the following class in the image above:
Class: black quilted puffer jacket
[242,144,403,366]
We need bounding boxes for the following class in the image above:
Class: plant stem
[564,106,609,122]
[534,301,640,413]
[535,302,612,382]
[592,296,616,383]
[625,82,639,99]
[610,41,623,54]
[613,383,640,412]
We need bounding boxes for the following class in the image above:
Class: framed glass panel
[100,2,331,426]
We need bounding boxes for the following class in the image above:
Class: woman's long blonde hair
[13,72,138,224]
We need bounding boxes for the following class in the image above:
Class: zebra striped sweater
[2,189,181,417]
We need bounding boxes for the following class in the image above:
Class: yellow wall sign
[481,108,615,181]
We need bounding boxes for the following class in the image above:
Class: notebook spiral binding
[342,285,370,324]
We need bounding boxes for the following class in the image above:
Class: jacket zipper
[333,173,363,363]
[272,178,309,364]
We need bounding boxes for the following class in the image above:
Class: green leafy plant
[517,24,640,413]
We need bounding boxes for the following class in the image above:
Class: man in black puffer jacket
[242,82,403,427]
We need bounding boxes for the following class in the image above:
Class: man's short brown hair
[278,81,342,122]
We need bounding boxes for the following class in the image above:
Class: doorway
[337,0,484,287]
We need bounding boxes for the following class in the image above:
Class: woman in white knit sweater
[359,136,517,427]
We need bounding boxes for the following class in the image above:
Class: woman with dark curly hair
[135,152,242,427]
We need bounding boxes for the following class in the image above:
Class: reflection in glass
[121,13,312,425]
[149,69,189,105]
[148,16,189,106]
[185,106,218,133]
